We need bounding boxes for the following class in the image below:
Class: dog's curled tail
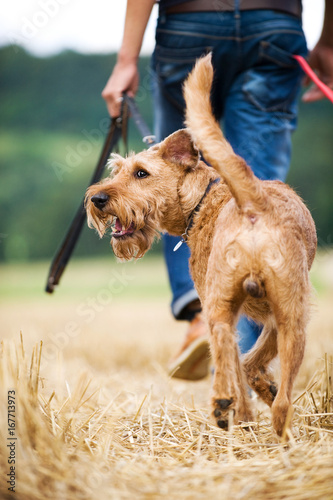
[184,54,269,213]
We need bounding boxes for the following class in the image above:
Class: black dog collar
[173,177,220,252]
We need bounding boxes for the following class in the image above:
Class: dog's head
[85,129,213,260]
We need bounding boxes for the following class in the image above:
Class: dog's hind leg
[206,301,253,430]
[269,273,310,436]
[271,311,307,437]
[242,320,279,407]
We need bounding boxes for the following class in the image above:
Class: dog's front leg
[208,309,253,430]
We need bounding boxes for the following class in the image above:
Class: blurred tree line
[0,45,332,262]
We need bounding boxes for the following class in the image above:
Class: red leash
[293,55,333,104]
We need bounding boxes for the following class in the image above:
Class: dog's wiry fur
[86,55,317,436]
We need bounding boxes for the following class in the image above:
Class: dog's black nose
[91,192,109,209]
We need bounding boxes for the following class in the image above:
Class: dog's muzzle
[91,192,109,210]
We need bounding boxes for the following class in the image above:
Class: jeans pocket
[243,40,305,114]
[153,44,213,109]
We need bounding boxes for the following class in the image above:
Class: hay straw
[1,336,333,500]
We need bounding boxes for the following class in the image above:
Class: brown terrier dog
[85,55,317,436]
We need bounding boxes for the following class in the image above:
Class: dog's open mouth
[112,218,135,239]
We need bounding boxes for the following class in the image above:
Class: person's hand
[102,58,139,117]
[302,41,333,102]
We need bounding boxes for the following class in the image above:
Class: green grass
[0,255,170,302]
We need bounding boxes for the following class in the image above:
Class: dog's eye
[135,169,149,179]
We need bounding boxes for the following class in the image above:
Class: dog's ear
[159,129,199,169]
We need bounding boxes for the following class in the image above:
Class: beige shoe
[168,314,210,380]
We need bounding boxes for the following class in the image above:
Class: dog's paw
[212,396,253,430]
[272,397,293,437]
[212,398,235,430]
[246,367,278,407]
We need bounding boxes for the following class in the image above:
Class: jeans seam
[156,48,214,65]
[158,58,203,64]
[156,28,303,42]
[157,28,236,40]
[244,94,296,113]
[243,76,300,113]
[260,53,296,67]
[259,41,299,68]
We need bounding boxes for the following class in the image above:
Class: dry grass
[0,254,333,499]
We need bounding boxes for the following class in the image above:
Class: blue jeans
[151,9,307,353]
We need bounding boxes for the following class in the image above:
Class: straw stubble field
[0,253,333,500]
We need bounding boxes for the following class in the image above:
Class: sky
[0,0,325,57]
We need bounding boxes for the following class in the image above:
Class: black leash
[123,94,156,146]
[45,95,155,293]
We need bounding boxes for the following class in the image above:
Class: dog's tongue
[113,218,134,237]
[115,218,123,232]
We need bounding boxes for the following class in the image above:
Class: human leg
[151,16,216,379]
[151,48,200,321]
[151,11,241,324]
